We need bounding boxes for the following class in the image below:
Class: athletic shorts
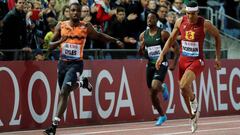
[179,57,205,80]
[58,60,83,90]
[146,63,168,89]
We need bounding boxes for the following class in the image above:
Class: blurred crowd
[0,0,239,61]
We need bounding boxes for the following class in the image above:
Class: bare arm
[49,22,66,50]
[160,18,181,57]
[86,22,124,48]
[204,20,221,69]
[156,18,181,69]
[161,30,179,70]
[138,31,145,55]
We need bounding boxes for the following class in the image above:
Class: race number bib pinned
[181,41,199,57]
[147,45,162,60]
[61,43,81,60]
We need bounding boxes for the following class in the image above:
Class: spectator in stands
[43,0,57,19]
[43,17,58,60]
[123,0,144,41]
[90,0,115,49]
[1,0,32,60]
[55,0,68,15]
[58,5,70,21]
[165,11,177,33]
[34,48,45,61]
[142,0,158,24]
[156,5,168,29]
[158,0,167,6]
[81,5,92,23]
[171,0,185,17]
[148,0,158,12]
[107,7,128,58]
[26,0,45,49]
[82,5,93,50]
[91,0,115,32]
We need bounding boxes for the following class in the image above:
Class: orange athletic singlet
[60,21,88,61]
[178,15,205,79]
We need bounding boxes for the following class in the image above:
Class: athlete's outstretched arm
[86,22,124,48]
[49,22,67,50]
[138,31,145,55]
[161,30,179,70]
[155,18,181,70]
[204,20,221,70]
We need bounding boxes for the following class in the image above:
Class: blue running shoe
[155,115,167,126]
[162,83,169,101]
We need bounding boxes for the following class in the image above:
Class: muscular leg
[56,85,71,119]
[179,70,196,118]
[150,80,164,116]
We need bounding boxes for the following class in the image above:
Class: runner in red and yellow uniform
[155,1,221,133]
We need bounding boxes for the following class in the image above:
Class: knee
[179,80,188,90]
[150,88,158,98]
[60,85,71,96]
[180,89,188,98]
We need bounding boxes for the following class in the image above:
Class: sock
[190,94,196,102]
[53,117,61,126]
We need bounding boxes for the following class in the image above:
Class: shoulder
[161,30,170,35]
[204,19,213,28]
[172,17,183,29]
[85,21,94,29]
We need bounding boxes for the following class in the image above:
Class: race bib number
[61,43,81,60]
[182,41,199,57]
[147,45,161,60]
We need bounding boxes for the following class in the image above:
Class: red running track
[0,115,239,135]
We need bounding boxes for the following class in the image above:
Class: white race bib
[147,45,162,60]
[61,43,81,60]
[182,41,199,57]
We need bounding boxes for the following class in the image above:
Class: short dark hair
[186,1,198,7]
[116,7,125,14]
[69,2,81,8]
[148,11,159,20]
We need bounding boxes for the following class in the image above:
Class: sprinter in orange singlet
[44,2,123,135]
[155,1,221,133]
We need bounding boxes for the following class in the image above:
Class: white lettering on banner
[0,67,21,126]
[199,70,217,112]
[28,71,51,123]
[115,67,135,117]
[166,70,175,114]
[229,68,240,110]
[80,70,92,119]
[217,68,228,111]
[95,70,115,119]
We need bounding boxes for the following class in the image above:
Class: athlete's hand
[155,54,164,70]
[116,40,124,48]
[60,36,68,43]
[214,58,221,70]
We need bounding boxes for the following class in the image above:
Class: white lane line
[153,127,240,135]
[64,120,240,135]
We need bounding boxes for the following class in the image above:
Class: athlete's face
[186,11,198,23]
[147,13,158,28]
[69,4,81,22]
